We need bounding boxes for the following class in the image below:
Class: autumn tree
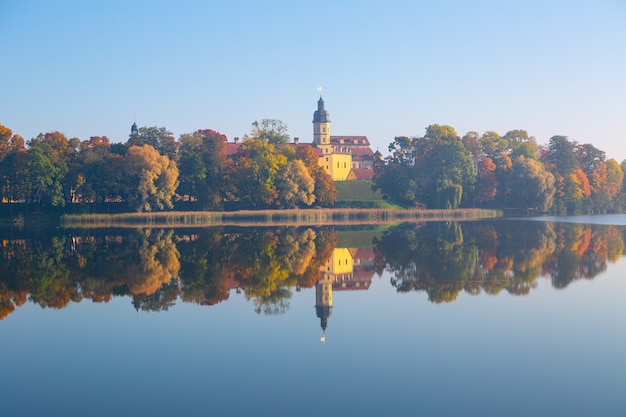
[121,144,179,212]
[177,129,232,209]
[295,144,337,206]
[232,138,287,208]
[275,159,315,208]
[0,125,26,202]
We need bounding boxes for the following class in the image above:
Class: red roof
[350,148,374,160]
[225,142,242,156]
[348,168,375,180]
[330,136,370,146]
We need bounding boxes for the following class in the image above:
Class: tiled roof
[350,148,374,158]
[330,136,370,146]
[348,168,375,180]
[225,142,242,156]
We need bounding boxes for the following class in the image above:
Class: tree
[128,126,178,161]
[28,131,78,205]
[473,156,497,205]
[248,119,290,145]
[503,129,539,160]
[232,138,287,208]
[23,147,65,206]
[421,125,476,208]
[372,136,421,205]
[75,136,125,205]
[178,129,232,209]
[121,144,179,212]
[505,156,555,212]
[276,159,315,208]
[575,143,605,178]
[0,125,26,202]
[295,145,337,206]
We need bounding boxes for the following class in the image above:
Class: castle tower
[312,94,331,152]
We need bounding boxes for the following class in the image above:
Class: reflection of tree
[376,221,625,302]
[124,229,180,296]
[544,224,623,289]
[67,229,181,308]
[469,221,556,296]
[376,222,477,303]
[178,229,237,306]
[132,280,180,312]
[1,221,623,319]
[177,227,337,315]
[24,237,76,309]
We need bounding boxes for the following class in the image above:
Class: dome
[312,96,330,123]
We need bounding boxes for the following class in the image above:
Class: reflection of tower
[315,275,333,343]
[313,247,376,342]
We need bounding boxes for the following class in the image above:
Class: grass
[335,180,406,209]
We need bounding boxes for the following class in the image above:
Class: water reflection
[0,221,623,321]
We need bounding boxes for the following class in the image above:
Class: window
[344,162,347,168]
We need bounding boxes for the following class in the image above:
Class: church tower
[312,93,331,153]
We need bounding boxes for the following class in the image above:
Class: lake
[1,218,624,416]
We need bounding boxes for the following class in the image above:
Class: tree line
[1,120,624,214]
[0,120,337,213]
[373,124,625,214]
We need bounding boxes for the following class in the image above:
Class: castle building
[311,95,375,181]
[225,93,377,181]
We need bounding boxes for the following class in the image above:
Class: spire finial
[317,86,322,97]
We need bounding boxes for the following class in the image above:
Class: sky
[1,0,625,160]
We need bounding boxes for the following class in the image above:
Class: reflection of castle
[315,247,376,342]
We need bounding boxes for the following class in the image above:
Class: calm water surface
[1,219,624,417]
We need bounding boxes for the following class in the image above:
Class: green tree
[23,147,65,206]
[178,129,232,209]
[0,125,26,202]
[248,119,290,145]
[503,129,539,160]
[505,156,555,212]
[75,136,125,205]
[128,126,178,161]
[28,131,79,205]
[372,136,421,205]
[422,125,476,208]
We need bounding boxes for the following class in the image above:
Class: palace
[226,94,378,181]
[309,94,377,180]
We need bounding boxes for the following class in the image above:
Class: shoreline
[60,208,501,228]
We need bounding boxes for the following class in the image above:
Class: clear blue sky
[2,0,625,160]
